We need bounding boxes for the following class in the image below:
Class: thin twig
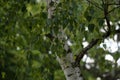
[103,0,111,31]
[108,6,120,14]
[108,3,120,6]
[86,0,103,10]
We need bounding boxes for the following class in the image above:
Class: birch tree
[0,0,120,80]
[46,0,83,80]
[46,0,120,80]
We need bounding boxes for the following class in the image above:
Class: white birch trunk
[46,0,55,19]
[46,0,83,80]
[56,53,83,80]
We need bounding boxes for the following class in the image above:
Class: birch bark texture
[56,53,83,80]
[46,0,55,19]
[46,0,83,80]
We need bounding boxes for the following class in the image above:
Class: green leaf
[84,11,92,22]
[103,44,106,49]
[31,50,41,55]
[41,12,47,18]
[84,31,88,40]
[89,6,95,15]
[88,24,95,32]
[22,5,27,12]
[86,15,92,22]
[98,19,104,26]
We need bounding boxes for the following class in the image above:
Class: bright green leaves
[1,72,6,79]
[31,50,41,55]
[0,1,52,80]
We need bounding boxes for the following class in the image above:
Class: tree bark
[56,53,83,80]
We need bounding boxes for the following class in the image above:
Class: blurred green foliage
[0,0,120,80]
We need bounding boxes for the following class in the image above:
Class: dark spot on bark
[68,73,73,77]
[64,65,70,69]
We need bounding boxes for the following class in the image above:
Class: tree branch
[108,6,120,14]
[75,1,112,66]
[75,27,120,66]
[75,31,110,66]
[108,3,120,6]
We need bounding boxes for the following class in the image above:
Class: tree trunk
[56,53,83,80]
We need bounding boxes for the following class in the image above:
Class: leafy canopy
[0,0,120,80]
